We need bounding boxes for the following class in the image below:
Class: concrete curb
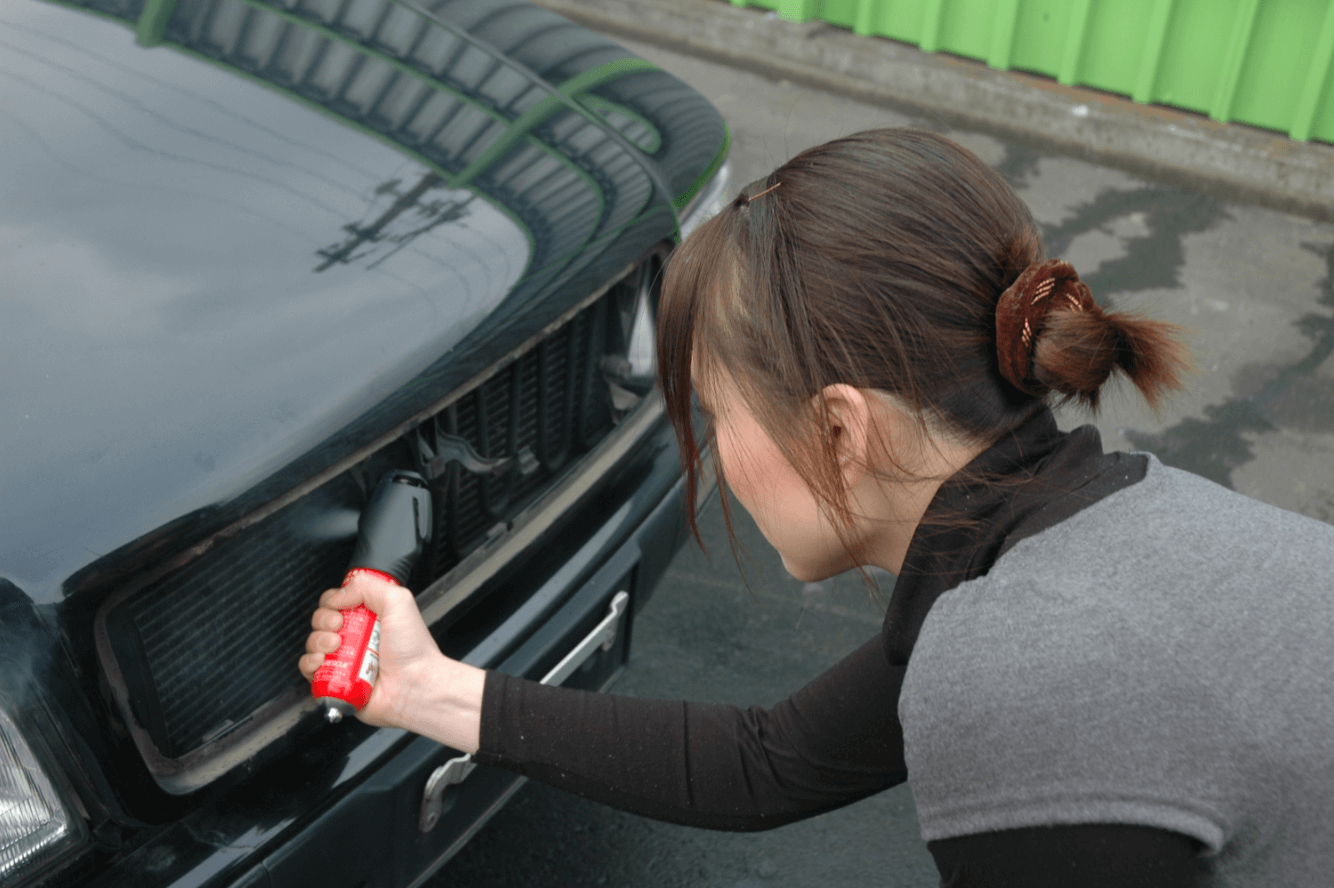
[538,0,1334,220]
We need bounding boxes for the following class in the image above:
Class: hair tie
[995,258,1096,394]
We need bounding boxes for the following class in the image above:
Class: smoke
[0,580,57,714]
[291,507,360,543]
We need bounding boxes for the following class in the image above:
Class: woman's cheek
[713,415,855,580]
[732,460,834,574]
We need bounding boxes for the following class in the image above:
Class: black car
[0,0,728,884]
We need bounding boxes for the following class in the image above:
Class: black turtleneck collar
[882,407,1148,666]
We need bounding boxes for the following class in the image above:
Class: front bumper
[81,406,702,888]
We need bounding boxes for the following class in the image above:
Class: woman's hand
[300,571,485,753]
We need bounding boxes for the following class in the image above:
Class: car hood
[0,0,724,604]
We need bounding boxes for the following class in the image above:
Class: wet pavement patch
[1128,239,1334,486]
[993,141,1043,190]
[1042,186,1229,304]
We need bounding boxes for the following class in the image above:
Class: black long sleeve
[474,634,906,830]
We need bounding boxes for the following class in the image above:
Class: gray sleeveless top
[902,456,1334,887]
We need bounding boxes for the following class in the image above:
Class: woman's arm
[473,633,907,830]
[302,572,908,830]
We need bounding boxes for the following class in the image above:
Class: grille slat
[107,287,625,762]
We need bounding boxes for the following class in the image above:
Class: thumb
[318,570,407,615]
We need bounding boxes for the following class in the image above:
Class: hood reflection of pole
[316,172,474,271]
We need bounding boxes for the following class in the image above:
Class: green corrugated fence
[732,0,1334,143]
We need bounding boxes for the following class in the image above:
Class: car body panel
[1,0,721,607]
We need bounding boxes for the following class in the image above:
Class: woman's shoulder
[990,452,1334,604]
[1127,454,1334,540]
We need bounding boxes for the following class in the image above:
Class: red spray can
[312,471,432,723]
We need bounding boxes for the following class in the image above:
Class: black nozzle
[349,471,433,584]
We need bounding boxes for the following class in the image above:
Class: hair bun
[996,259,1187,409]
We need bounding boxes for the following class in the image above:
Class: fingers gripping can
[311,569,394,722]
[312,471,432,723]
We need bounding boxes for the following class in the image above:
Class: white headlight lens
[0,708,79,883]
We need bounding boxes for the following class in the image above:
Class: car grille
[101,281,635,765]
[420,313,607,581]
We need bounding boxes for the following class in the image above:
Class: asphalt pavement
[429,15,1334,888]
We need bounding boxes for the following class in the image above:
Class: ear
[816,384,874,492]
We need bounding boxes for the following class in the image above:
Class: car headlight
[0,707,85,885]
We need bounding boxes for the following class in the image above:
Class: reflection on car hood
[0,0,725,603]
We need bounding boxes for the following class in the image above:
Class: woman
[301,130,1334,887]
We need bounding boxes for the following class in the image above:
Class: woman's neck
[851,416,990,574]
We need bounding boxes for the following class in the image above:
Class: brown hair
[658,128,1187,546]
